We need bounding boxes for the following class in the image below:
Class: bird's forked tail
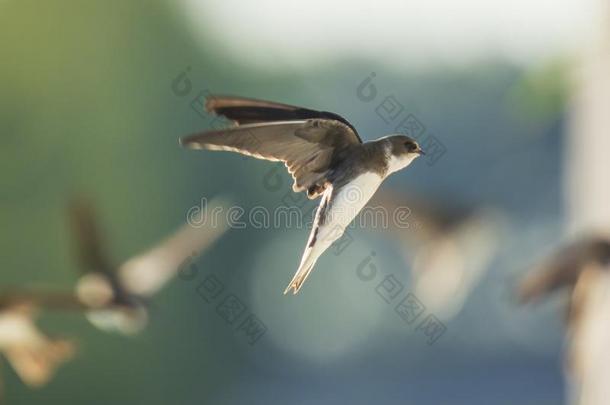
[284,249,319,295]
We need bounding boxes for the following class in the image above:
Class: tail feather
[283,186,334,295]
[284,229,330,295]
[284,255,317,295]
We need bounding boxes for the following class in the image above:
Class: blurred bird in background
[70,196,230,334]
[517,4,610,405]
[518,235,610,405]
[372,190,503,319]
[0,196,230,401]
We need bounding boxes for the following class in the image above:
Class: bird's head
[384,135,425,174]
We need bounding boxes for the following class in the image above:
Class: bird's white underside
[297,154,419,272]
[325,172,384,234]
[299,172,384,269]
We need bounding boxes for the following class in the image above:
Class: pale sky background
[179,0,602,70]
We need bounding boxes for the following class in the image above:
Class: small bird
[181,95,425,294]
[68,199,149,334]
[518,235,610,405]
[517,236,610,304]
[373,190,502,319]
[69,197,229,334]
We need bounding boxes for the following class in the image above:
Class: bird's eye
[404,142,416,151]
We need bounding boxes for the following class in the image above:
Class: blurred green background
[0,0,583,403]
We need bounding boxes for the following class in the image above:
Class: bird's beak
[416,148,426,155]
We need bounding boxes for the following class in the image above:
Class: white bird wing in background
[118,198,231,297]
[72,196,232,334]
[372,190,504,320]
[412,210,502,319]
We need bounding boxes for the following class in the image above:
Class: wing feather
[518,237,610,303]
[181,119,360,197]
[205,95,362,141]
[68,199,113,275]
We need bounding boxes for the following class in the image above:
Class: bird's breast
[325,172,384,229]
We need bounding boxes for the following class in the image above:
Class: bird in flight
[69,197,229,334]
[518,235,610,402]
[518,235,610,305]
[181,95,425,294]
[373,190,501,319]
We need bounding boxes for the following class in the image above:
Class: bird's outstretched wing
[68,199,113,276]
[68,199,137,309]
[118,197,231,297]
[181,118,361,198]
[518,236,610,303]
[371,190,501,319]
[205,95,362,141]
